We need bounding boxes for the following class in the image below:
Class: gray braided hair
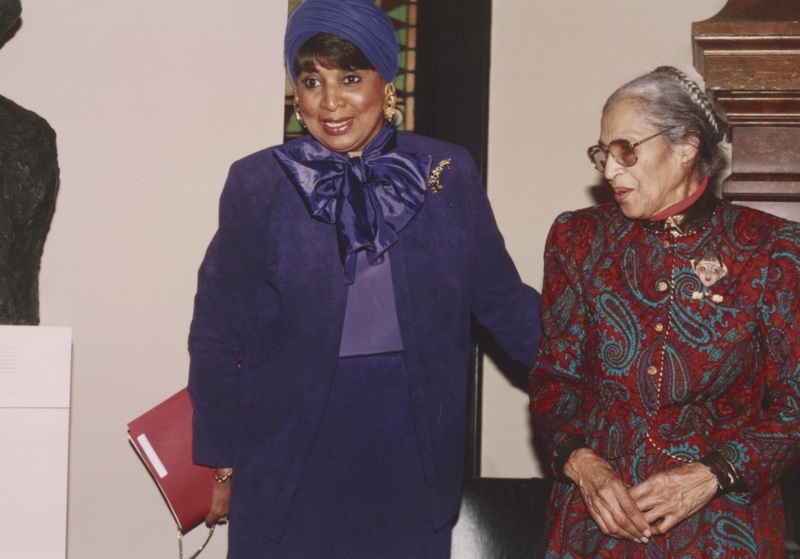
[603,65,730,189]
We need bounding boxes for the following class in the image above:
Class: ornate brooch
[691,252,727,302]
[428,159,452,194]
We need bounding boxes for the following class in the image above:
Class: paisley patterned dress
[529,195,800,558]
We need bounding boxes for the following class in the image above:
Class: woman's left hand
[205,468,233,527]
[628,461,718,535]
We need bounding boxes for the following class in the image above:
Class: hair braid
[651,66,727,142]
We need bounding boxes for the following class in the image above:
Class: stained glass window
[283,0,418,141]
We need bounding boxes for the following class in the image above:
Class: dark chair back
[451,477,552,559]
[783,462,800,558]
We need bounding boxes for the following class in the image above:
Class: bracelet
[697,452,742,498]
[213,468,233,483]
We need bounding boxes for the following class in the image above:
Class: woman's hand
[204,468,232,527]
[564,448,652,543]
[629,461,718,535]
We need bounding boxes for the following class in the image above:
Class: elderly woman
[529,66,800,558]
[187,0,541,556]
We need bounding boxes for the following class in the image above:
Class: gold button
[647,365,658,375]
[657,280,669,292]
[662,240,670,249]
[655,323,664,332]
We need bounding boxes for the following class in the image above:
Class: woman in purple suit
[187,1,541,556]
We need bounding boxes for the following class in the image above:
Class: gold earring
[293,93,306,128]
[383,83,396,123]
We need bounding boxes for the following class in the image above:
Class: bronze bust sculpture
[0,0,59,325]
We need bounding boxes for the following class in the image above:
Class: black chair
[783,462,800,558]
[451,477,553,559]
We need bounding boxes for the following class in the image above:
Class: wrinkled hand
[564,448,652,543]
[629,461,718,535]
[204,468,232,527]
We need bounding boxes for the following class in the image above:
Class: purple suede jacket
[188,131,541,541]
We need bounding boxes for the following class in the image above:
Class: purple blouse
[339,250,403,357]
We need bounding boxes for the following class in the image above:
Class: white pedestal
[0,326,72,559]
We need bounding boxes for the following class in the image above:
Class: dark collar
[641,190,720,236]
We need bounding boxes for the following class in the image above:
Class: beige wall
[0,1,726,557]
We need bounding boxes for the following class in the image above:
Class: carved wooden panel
[724,126,800,221]
[693,0,800,223]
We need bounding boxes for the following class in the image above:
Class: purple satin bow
[274,123,433,283]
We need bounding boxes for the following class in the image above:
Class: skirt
[228,353,453,559]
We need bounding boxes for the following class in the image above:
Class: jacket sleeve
[716,221,800,501]
[528,212,592,478]
[187,161,270,467]
[464,152,542,369]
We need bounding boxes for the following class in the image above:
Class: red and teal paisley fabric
[530,201,800,558]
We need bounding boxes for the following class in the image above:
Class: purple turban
[284,0,400,86]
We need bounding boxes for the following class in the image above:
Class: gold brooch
[428,159,452,194]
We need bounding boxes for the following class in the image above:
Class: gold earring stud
[383,83,396,123]
[293,93,306,128]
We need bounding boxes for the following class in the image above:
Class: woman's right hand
[204,468,232,527]
[563,449,652,544]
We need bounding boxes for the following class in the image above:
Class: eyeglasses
[587,127,674,173]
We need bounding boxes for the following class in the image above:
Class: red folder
[128,388,212,533]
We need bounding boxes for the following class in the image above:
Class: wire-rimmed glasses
[587,127,674,172]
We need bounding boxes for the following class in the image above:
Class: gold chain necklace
[603,232,705,462]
